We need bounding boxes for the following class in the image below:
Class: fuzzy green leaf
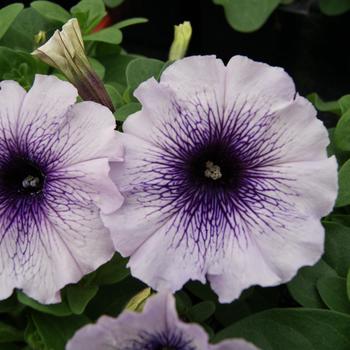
[334,110,350,151]
[126,57,164,91]
[17,291,72,317]
[66,284,99,315]
[104,0,124,7]
[214,308,350,349]
[288,259,337,308]
[0,3,23,40]
[89,57,105,79]
[317,276,350,313]
[71,0,106,34]
[92,253,129,285]
[187,301,216,322]
[0,322,23,343]
[114,102,141,122]
[335,159,350,207]
[347,268,350,302]
[84,26,123,45]
[0,8,59,52]
[319,0,350,15]
[308,93,341,115]
[213,0,280,32]
[31,1,71,23]
[323,222,350,277]
[105,84,124,109]
[31,312,88,350]
[114,17,148,29]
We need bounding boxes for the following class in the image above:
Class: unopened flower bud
[168,21,192,61]
[125,288,152,312]
[34,31,46,47]
[32,18,114,111]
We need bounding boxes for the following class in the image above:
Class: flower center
[0,157,45,195]
[187,142,243,190]
[130,330,194,350]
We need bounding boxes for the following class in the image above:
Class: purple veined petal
[124,56,226,142]
[105,54,338,303]
[225,55,296,112]
[17,74,78,137]
[66,292,259,350]
[17,77,123,169]
[0,80,27,300]
[0,74,123,303]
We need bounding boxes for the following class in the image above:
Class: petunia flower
[32,18,114,111]
[66,292,258,350]
[103,55,338,303]
[0,75,123,303]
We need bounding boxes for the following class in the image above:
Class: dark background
[4,0,350,99]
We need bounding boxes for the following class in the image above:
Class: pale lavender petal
[225,55,296,112]
[17,74,78,138]
[107,55,337,302]
[67,292,256,349]
[0,75,122,303]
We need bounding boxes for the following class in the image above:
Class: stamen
[204,161,222,180]
[22,175,40,189]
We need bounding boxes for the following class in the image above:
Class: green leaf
[24,317,45,350]
[104,0,125,7]
[17,291,72,316]
[327,127,335,157]
[0,46,40,89]
[31,1,71,23]
[339,95,350,114]
[307,92,341,115]
[186,281,218,303]
[213,0,280,32]
[215,300,251,327]
[86,277,145,319]
[329,214,350,227]
[114,102,141,122]
[323,222,350,277]
[214,308,350,350]
[126,57,164,91]
[84,26,123,45]
[31,312,89,350]
[0,294,19,314]
[158,60,174,78]
[105,84,124,109]
[319,0,350,15]
[66,284,98,315]
[71,0,106,34]
[89,57,105,79]
[114,17,148,29]
[288,259,337,308]
[0,322,23,343]
[0,3,23,40]
[0,8,59,51]
[93,253,129,285]
[175,291,193,316]
[317,276,350,313]
[0,343,22,350]
[347,268,350,301]
[334,109,350,151]
[335,159,350,207]
[187,301,216,323]
[97,53,137,86]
